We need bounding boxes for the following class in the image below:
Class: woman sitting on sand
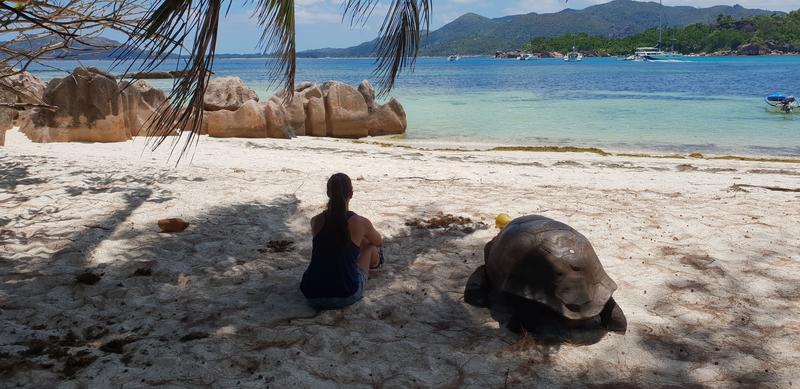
[300,173,383,309]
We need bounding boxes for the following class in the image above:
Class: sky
[216,0,800,53]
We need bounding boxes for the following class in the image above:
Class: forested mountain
[298,0,780,57]
[523,11,800,55]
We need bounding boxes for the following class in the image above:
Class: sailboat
[564,46,583,62]
[630,0,683,61]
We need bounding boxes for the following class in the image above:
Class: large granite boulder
[28,67,130,143]
[200,78,406,140]
[205,100,267,138]
[366,98,407,136]
[358,80,377,112]
[264,100,294,139]
[119,80,167,136]
[204,99,294,139]
[323,81,370,138]
[2,71,46,104]
[305,97,327,137]
[269,95,306,136]
[0,83,16,144]
[1,71,47,145]
[203,77,259,111]
[737,43,768,56]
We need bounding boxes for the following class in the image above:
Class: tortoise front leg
[600,297,627,334]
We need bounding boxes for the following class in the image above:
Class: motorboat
[626,1,684,61]
[766,93,797,113]
[564,47,583,62]
[447,55,461,62]
[631,47,682,61]
[517,53,537,61]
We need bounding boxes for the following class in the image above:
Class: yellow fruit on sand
[495,213,512,229]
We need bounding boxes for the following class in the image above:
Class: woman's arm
[361,217,383,247]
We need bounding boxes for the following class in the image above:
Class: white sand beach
[1,129,799,388]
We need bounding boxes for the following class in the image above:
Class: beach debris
[260,240,295,253]
[729,184,800,193]
[61,353,98,377]
[465,215,627,335]
[99,338,133,354]
[157,218,189,233]
[75,272,102,285]
[83,325,109,341]
[132,268,153,277]
[180,332,209,342]
[405,212,487,234]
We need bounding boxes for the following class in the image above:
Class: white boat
[517,53,537,61]
[766,93,797,113]
[447,55,461,62]
[628,1,683,61]
[632,47,683,61]
[564,47,583,62]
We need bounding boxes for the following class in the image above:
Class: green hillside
[523,10,800,55]
[298,0,780,57]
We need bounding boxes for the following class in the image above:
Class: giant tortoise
[465,215,627,333]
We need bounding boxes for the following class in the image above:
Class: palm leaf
[344,0,431,95]
[117,0,428,160]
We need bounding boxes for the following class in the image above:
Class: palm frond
[116,0,222,161]
[248,0,296,97]
[114,0,428,160]
[344,0,431,95]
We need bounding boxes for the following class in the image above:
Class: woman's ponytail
[325,173,353,245]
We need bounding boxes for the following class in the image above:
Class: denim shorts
[306,268,368,310]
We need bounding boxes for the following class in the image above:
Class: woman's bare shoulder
[350,213,373,228]
[311,212,325,233]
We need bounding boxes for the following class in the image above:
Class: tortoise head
[543,231,617,320]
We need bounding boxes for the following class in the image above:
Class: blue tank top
[300,211,361,299]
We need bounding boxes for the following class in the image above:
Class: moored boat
[564,47,583,62]
[766,93,797,113]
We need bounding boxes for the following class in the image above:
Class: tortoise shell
[483,215,617,320]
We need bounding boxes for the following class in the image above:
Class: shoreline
[5,127,800,163]
[357,136,800,163]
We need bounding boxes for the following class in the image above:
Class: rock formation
[119,80,167,136]
[203,76,259,111]
[737,43,768,56]
[202,78,407,140]
[12,72,405,144]
[323,81,370,138]
[23,67,167,143]
[204,100,268,138]
[1,71,47,146]
[28,67,129,143]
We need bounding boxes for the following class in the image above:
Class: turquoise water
[29,56,800,156]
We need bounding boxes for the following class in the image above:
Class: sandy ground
[1,129,799,388]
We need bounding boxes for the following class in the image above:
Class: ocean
[28,56,800,156]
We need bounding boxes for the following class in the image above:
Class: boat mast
[658,0,663,49]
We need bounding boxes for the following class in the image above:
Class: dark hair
[324,173,353,245]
